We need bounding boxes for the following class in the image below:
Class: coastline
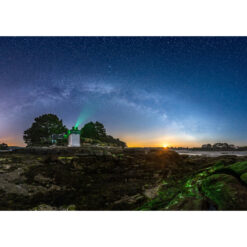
[175,150,247,157]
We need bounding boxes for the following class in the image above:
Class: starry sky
[1,37,247,147]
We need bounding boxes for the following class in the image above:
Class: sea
[175,150,247,157]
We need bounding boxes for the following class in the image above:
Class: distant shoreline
[2,146,247,157]
[175,150,247,157]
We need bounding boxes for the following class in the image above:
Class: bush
[0,143,8,150]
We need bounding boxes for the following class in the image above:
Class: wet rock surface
[0,148,247,210]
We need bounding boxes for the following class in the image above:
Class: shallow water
[175,150,247,157]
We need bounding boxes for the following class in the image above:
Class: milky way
[1,37,247,147]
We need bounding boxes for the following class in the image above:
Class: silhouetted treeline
[170,142,247,151]
[0,143,8,150]
[23,114,126,147]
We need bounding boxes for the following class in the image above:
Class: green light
[75,106,94,128]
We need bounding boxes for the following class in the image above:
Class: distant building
[51,134,65,144]
[201,144,212,149]
[229,144,237,149]
[201,143,239,150]
[212,143,230,150]
[68,127,81,147]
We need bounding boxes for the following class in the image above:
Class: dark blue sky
[1,37,247,147]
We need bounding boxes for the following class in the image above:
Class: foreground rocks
[0,148,247,210]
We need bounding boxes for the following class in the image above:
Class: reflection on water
[175,150,247,157]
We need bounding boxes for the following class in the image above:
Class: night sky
[1,37,247,147]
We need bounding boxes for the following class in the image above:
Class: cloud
[161,113,168,121]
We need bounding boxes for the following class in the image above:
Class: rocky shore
[0,147,247,210]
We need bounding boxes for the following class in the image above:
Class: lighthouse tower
[68,126,81,147]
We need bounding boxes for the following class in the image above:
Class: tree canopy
[23,114,67,146]
[81,121,126,147]
[23,114,126,147]
[0,143,8,150]
[81,121,106,140]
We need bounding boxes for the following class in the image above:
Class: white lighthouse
[68,126,81,147]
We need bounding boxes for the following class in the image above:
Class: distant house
[229,144,237,149]
[201,144,212,149]
[51,134,66,144]
[201,143,239,150]
[212,143,230,150]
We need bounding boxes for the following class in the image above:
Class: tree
[80,122,98,139]
[95,121,106,139]
[80,121,127,147]
[0,143,8,150]
[81,121,107,141]
[23,114,68,146]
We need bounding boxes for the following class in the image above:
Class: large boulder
[201,173,247,210]
[164,195,208,210]
[240,172,247,185]
[226,161,247,175]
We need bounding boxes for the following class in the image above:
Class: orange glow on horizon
[0,137,26,147]
[126,140,200,148]
[3,135,201,148]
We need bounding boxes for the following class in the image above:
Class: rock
[33,204,57,211]
[139,185,181,210]
[112,194,145,209]
[33,174,52,185]
[143,184,162,199]
[240,172,247,185]
[93,150,104,156]
[226,161,247,175]
[0,183,29,196]
[165,195,207,210]
[104,151,112,156]
[48,185,62,191]
[1,149,247,210]
[201,174,247,210]
[66,204,76,210]
[3,165,11,170]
